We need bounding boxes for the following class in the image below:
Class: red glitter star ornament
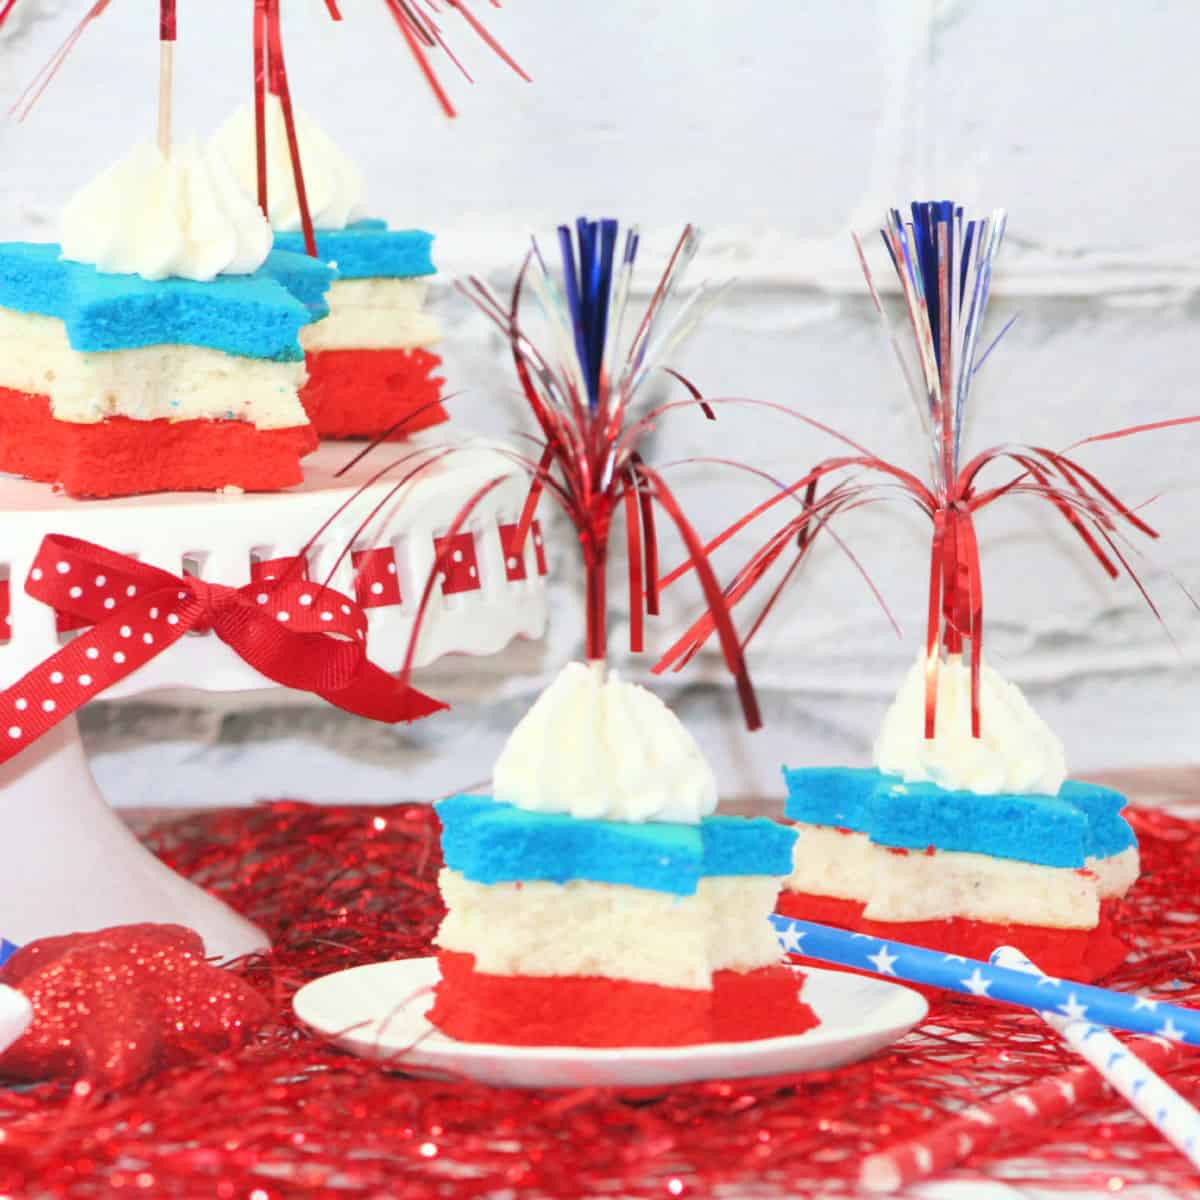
[0,924,269,1090]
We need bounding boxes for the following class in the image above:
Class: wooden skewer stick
[157,38,174,157]
[157,1,177,158]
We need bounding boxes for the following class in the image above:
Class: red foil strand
[9,0,113,122]
[253,0,269,215]
[0,801,1196,1196]
[442,0,531,81]
[623,482,645,654]
[264,0,317,258]
[637,465,661,617]
[384,0,458,118]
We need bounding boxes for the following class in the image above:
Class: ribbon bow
[0,534,444,763]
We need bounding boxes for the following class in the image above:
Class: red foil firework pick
[655,201,1200,737]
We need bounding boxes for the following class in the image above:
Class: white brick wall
[2,1,1197,807]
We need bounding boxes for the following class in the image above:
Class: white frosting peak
[874,653,1067,795]
[493,662,718,824]
[60,140,271,283]
[209,98,366,233]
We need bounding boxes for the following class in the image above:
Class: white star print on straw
[777,925,806,955]
[961,968,991,997]
[1058,993,1089,1021]
[868,946,898,976]
[1160,1017,1185,1042]
[992,946,1200,1174]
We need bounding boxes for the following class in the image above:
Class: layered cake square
[212,102,447,441]
[0,140,329,497]
[778,656,1139,981]
[426,663,820,1047]
[432,795,815,1046]
[276,222,447,439]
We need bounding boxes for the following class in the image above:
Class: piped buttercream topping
[493,661,718,824]
[209,97,366,233]
[60,140,272,282]
[874,653,1068,796]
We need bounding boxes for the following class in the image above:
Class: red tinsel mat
[0,804,1198,1198]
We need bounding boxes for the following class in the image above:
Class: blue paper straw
[772,915,1200,1046]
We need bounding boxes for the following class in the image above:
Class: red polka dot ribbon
[0,534,446,762]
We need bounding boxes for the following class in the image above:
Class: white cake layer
[437,870,783,990]
[300,278,441,353]
[0,308,309,430]
[786,824,1140,929]
[328,278,431,308]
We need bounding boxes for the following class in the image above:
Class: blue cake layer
[272,220,435,280]
[781,766,1135,869]
[701,815,796,878]
[1061,780,1138,862]
[436,795,798,895]
[0,242,334,360]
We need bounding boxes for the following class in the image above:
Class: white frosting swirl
[209,98,366,233]
[493,662,718,824]
[874,653,1067,796]
[60,140,272,282]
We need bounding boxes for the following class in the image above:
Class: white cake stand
[0,431,547,960]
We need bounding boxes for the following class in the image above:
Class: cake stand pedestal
[0,433,547,960]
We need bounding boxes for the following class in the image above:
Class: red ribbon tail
[319,667,447,723]
[0,575,194,765]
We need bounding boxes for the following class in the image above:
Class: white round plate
[293,957,928,1088]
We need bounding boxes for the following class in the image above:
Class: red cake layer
[0,388,317,499]
[300,349,448,439]
[428,951,819,1047]
[711,963,820,1041]
[776,891,1128,983]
